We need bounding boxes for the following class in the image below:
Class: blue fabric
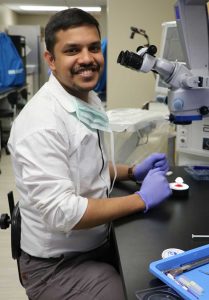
[0,33,25,88]
[94,38,107,94]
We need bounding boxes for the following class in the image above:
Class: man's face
[45,25,104,101]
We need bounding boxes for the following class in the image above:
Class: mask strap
[76,148,80,196]
[76,122,81,196]
[72,99,81,195]
[109,130,117,195]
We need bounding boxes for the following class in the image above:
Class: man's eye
[90,45,101,53]
[65,48,78,55]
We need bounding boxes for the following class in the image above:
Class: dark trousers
[19,241,126,300]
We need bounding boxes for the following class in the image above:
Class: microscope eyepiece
[117,50,143,71]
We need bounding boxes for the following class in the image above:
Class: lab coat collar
[47,73,103,113]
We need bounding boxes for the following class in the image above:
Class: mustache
[71,63,100,75]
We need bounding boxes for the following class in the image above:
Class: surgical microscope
[117,0,209,165]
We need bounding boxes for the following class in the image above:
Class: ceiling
[0,0,107,14]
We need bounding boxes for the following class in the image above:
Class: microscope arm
[136,46,209,89]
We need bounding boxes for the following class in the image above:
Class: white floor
[0,150,28,300]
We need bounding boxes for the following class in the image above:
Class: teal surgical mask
[72,98,111,132]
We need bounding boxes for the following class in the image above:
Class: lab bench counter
[111,167,209,300]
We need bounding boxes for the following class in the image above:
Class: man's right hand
[136,168,172,212]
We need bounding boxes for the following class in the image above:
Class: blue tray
[184,166,209,181]
[149,244,209,299]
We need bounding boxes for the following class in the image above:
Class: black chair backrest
[7,191,21,259]
[7,192,24,287]
[11,202,21,259]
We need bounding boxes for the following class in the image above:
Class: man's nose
[78,49,94,64]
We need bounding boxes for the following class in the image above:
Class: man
[8,8,171,300]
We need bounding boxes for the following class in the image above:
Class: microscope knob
[172,98,184,111]
[147,45,157,56]
[199,106,209,116]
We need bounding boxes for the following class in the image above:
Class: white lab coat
[8,74,111,258]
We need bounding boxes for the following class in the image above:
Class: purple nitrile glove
[133,153,169,182]
[136,168,172,212]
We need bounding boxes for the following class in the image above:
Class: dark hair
[45,8,101,54]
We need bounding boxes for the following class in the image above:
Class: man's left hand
[133,153,169,182]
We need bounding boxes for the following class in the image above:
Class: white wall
[0,4,17,31]
[107,0,176,110]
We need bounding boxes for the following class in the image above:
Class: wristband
[128,165,136,181]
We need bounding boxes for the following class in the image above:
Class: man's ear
[44,50,56,71]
